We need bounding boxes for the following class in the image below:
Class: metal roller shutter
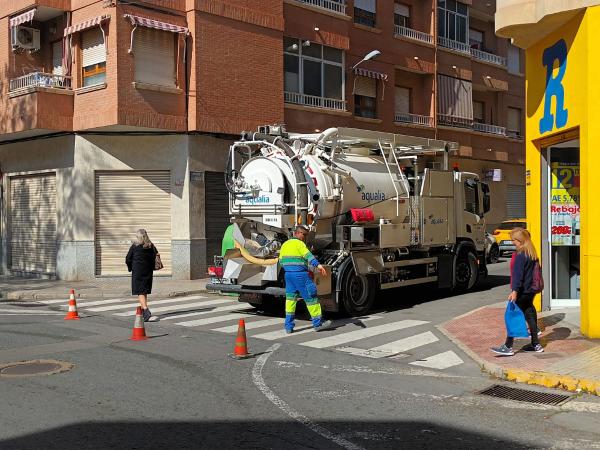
[395,86,410,115]
[204,172,231,266]
[10,174,57,274]
[82,27,106,67]
[95,171,172,276]
[507,184,526,219]
[354,76,376,98]
[134,27,175,87]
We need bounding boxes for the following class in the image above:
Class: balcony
[394,25,433,44]
[285,91,346,111]
[506,129,524,140]
[473,122,506,136]
[9,72,72,96]
[437,113,472,129]
[291,0,346,14]
[437,36,471,55]
[395,113,434,127]
[470,48,507,67]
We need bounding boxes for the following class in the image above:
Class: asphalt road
[1,260,599,449]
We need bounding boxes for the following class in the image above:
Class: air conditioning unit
[11,26,41,51]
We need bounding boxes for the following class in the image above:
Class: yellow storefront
[496,1,600,337]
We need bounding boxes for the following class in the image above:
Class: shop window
[438,0,469,44]
[81,28,106,87]
[354,0,377,28]
[394,4,410,28]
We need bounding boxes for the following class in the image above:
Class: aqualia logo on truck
[243,195,270,205]
[357,184,385,202]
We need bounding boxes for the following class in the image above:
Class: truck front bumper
[206,282,286,297]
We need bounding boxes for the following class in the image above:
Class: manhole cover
[0,360,73,378]
[478,384,571,406]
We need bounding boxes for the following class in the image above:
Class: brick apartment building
[0,0,524,280]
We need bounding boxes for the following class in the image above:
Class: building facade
[496,0,600,337]
[0,0,524,280]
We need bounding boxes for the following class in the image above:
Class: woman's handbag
[154,252,164,271]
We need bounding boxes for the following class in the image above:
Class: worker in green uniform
[279,224,332,334]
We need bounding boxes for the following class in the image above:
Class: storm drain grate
[478,384,572,406]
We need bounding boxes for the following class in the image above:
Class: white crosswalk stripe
[252,316,382,341]
[175,312,257,327]
[300,320,429,349]
[409,350,464,369]
[59,298,131,307]
[87,296,207,312]
[159,302,246,321]
[114,299,236,316]
[370,331,439,353]
[0,309,64,315]
[212,318,284,333]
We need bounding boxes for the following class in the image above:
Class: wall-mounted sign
[190,171,204,183]
[550,162,580,246]
[483,168,502,182]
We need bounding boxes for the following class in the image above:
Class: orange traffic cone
[230,319,251,359]
[64,289,80,320]
[130,307,148,341]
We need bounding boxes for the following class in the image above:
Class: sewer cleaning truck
[206,125,490,315]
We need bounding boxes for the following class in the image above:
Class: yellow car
[493,219,527,255]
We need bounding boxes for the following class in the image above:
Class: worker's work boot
[315,320,333,332]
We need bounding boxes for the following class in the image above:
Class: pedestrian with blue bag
[492,227,544,356]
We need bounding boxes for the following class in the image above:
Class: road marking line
[334,347,399,359]
[299,320,429,349]
[175,312,256,327]
[409,350,464,369]
[252,344,364,450]
[369,331,439,354]
[160,303,251,321]
[86,295,207,312]
[0,309,64,315]
[40,297,128,306]
[114,299,237,316]
[212,318,284,333]
[252,316,382,341]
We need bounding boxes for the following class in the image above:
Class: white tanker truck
[207,125,491,315]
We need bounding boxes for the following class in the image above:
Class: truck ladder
[378,140,410,216]
[294,181,309,226]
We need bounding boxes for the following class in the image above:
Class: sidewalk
[0,276,211,300]
[439,303,600,396]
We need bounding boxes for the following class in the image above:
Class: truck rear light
[208,266,224,277]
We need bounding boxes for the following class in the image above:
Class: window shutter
[437,75,473,119]
[354,76,376,98]
[355,0,376,12]
[395,86,410,114]
[394,4,410,16]
[134,27,175,87]
[82,27,106,67]
[508,108,521,132]
[470,29,483,45]
[52,41,63,75]
[508,44,520,73]
[473,101,484,121]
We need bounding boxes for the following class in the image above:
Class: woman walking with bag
[491,227,544,356]
[126,229,162,322]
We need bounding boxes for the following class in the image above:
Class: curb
[438,315,600,397]
[1,288,212,301]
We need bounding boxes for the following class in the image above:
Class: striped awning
[353,67,388,81]
[10,8,36,27]
[64,15,110,36]
[124,14,189,34]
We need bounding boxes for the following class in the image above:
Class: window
[507,43,521,74]
[464,179,480,216]
[469,28,483,50]
[394,4,410,28]
[81,28,106,87]
[473,101,484,123]
[134,27,176,87]
[354,76,377,118]
[354,0,376,28]
[284,37,344,102]
[438,0,469,44]
[52,41,63,76]
[395,86,410,115]
[507,107,522,137]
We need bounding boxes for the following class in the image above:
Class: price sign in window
[550,162,580,246]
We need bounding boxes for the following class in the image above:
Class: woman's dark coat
[126,244,158,295]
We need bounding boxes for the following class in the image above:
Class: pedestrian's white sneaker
[147,315,160,322]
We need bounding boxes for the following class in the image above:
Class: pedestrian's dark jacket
[126,244,158,295]
[510,252,536,294]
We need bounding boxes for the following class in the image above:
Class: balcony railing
[284,91,346,111]
[394,25,433,44]
[473,122,506,136]
[437,36,471,54]
[506,130,523,140]
[470,48,507,66]
[437,113,472,129]
[395,113,434,127]
[9,72,72,92]
[293,0,346,14]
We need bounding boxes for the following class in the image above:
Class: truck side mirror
[481,182,491,214]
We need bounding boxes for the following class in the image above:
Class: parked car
[485,233,500,264]
[493,219,527,255]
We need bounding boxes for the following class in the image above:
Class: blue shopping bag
[504,301,529,338]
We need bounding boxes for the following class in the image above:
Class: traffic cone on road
[63,290,80,320]
[130,307,148,341]
[230,319,251,359]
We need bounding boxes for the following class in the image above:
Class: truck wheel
[487,244,500,264]
[340,264,376,316]
[454,250,478,292]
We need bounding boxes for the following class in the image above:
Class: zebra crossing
[30,294,465,370]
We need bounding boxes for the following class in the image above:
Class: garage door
[204,171,230,265]
[507,184,526,219]
[95,171,172,276]
[10,174,57,273]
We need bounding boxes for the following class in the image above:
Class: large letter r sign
[539,39,568,134]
